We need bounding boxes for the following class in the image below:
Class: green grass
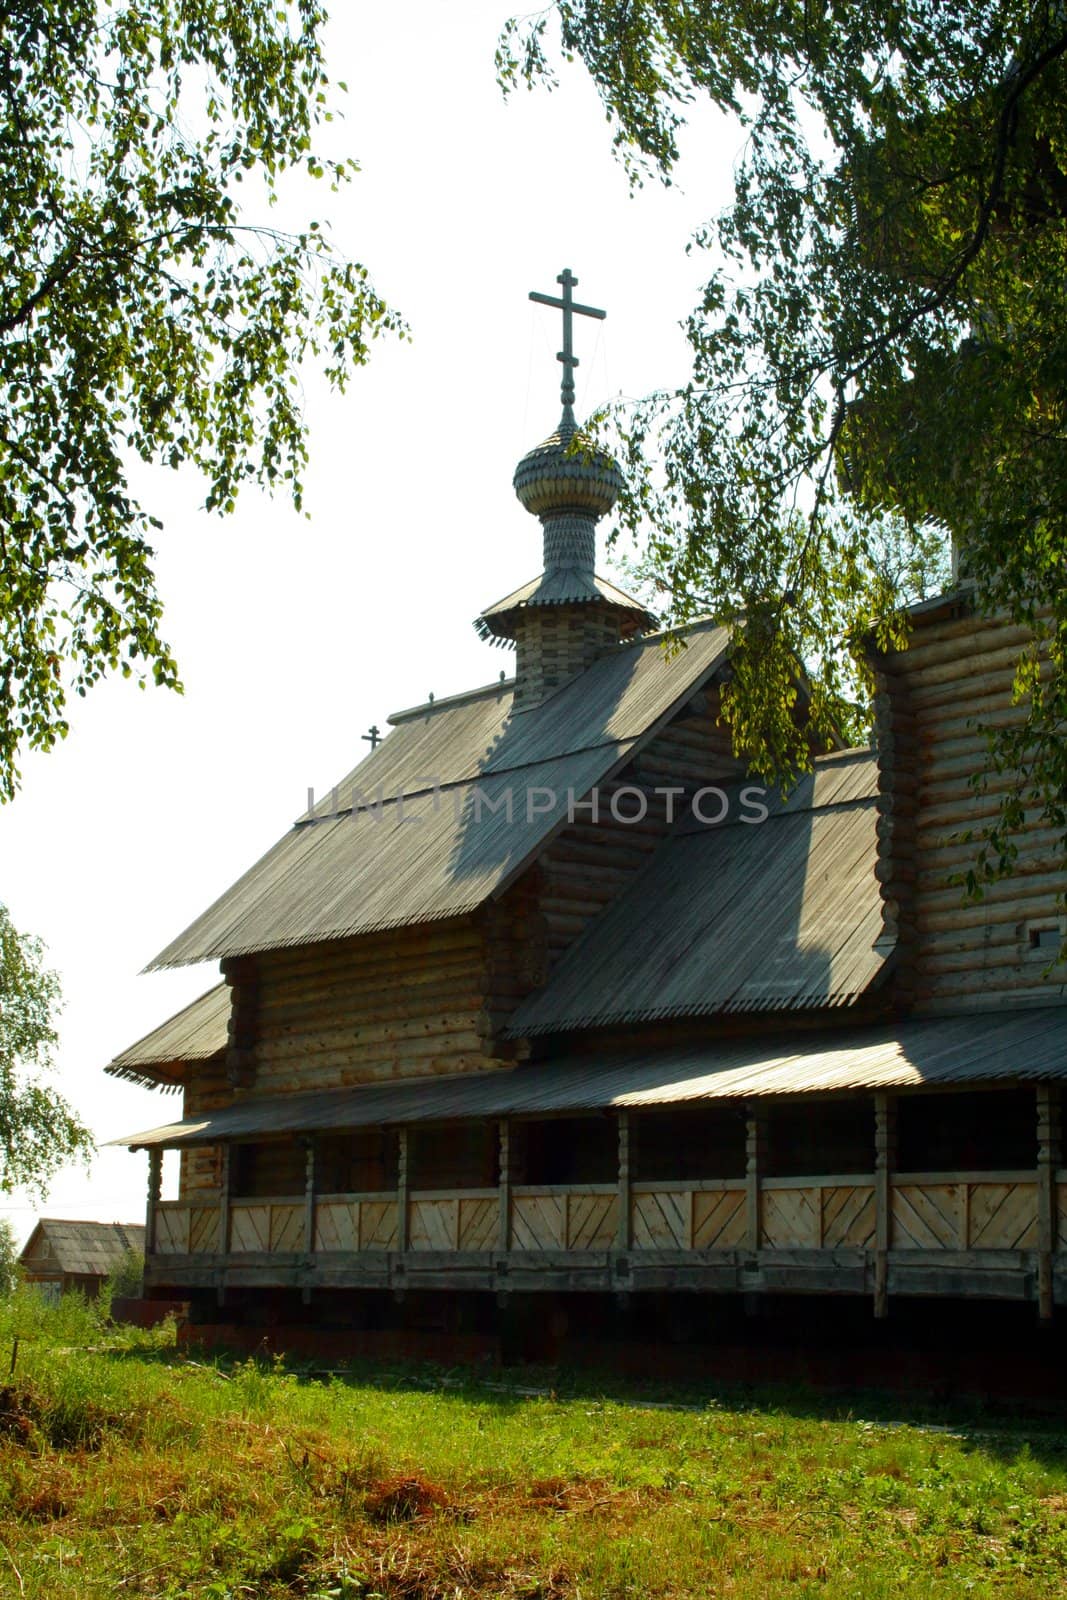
[0,1292,1066,1598]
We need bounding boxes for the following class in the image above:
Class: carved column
[218,1145,231,1258]
[745,1109,764,1252]
[498,1119,511,1251]
[874,1093,896,1320]
[1037,1085,1060,1321]
[303,1138,317,1257]
[145,1147,162,1256]
[396,1128,409,1252]
[617,1111,631,1249]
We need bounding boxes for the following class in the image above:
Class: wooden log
[914,968,1067,1003]
[256,1009,483,1052]
[254,1028,486,1071]
[259,924,482,981]
[915,870,1066,916]
[895,621,1034,671]
[910,659,1054,715]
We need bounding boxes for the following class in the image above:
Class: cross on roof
[362,724,381,750]
[529,267,606,420]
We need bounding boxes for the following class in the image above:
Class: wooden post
[1037,1085,1059,1322]
[145,1147,162,1256]
[745,1109,763,1252]
[874,1093,895,1320]
[396,1128,409,1252]
[303,1138,317,1256]
[617,1110,631,1250]
[958,1179,971,1251]
[218,1145,231,1258]
[498,1119,511,1251]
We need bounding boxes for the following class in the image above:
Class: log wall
[883,605,1066,1011]
[179,1060,229,1196]
[252,920,501,1095]
[533,688,743,971]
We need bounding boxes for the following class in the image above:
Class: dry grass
[0,1295,1065,1598]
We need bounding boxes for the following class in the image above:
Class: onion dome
[513,415,626,523]
[475,411,654,645]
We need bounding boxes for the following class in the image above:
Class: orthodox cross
[362,724,381,751]
[529,267,606,418]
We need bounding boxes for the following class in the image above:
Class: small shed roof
[147,622,731,969]
[112,1006,1067,1148]
[506,747,887,1035]
[20,1220,146,1277]
[106,984,230,1089]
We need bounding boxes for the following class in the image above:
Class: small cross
[362,724,381,750]
[529,267,606,420]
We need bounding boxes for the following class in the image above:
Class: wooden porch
[144,1088,1067,1315]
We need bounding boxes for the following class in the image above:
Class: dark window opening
[632,1105,746,1182]
[231,1140,305,1199]
[1030,926,1062,951]
[514,1116,617,1186]
[408,1122,498,1191]
[764,1099,874,1178]
[317,1129,399,1194]
[896,1090,1036,1173]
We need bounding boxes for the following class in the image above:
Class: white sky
[0,3,738,1244]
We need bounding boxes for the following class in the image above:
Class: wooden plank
[761,1187,819,1249]
[511,1193,565,1251]
[968,1182,1039,1250]
[314,1200,358,1252]
[359,1200,398,1251]
[189,1207,220,1254]
[154,1205,189,1256]
[631,1189,689,1249]
[692,1188,746,1250]
[229,1204,270,1254]
[458,1196,497,1251]
[822,1186,876,1249]
[567,1192,618,1250]
[891,1184,958,1249]
[409,1198,459,1251]
[269,1204,304,1254]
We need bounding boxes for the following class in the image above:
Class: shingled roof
[106,984,230,1090]
[506,747,889,1036]
[113,1008,1067,1149]
[147,621,731,969]
[20,1219,145,1278]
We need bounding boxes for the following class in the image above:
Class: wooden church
[110,271,1067,1355]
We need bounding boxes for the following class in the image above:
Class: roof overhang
[111,1006,1067,1149]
